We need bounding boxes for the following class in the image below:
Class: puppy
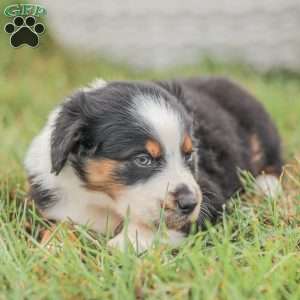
[24,77,283,251]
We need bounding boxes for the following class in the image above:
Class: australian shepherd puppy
[24,77,283,252]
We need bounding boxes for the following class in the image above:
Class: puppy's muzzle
[159,183,201,231]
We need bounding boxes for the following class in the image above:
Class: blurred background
[1,0,300,178]
[40,0,300,70]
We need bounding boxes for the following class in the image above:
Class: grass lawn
[1,12,300,300]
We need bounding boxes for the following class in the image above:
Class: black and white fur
[24,77,283,251]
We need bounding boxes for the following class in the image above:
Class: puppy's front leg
[108,222,155,253]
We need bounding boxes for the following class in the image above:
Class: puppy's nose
[174,184,197,214]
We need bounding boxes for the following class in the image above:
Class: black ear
[154,80,185,101]
[50,99,84,175]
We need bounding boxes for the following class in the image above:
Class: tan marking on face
[160,192,177,210]
[164,212,189,230]
[182,135,193,154]
[85,159,124,199]
[158,193,187,230]
[145,139,161,158]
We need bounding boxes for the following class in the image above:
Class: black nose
[174,184,197,214]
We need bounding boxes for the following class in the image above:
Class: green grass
[1,8,300,299]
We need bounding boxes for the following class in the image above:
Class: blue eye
[184,152,193,163]
[134,154,153,167]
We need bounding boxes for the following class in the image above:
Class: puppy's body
[25,77,283,251]
[159,78,283,224]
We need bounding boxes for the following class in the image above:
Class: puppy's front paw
[107,232,129,250]
[255,174,283,198]
[108,226,153,253]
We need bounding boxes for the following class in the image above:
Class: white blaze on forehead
[133,94,184,153]
[115,94,202,226]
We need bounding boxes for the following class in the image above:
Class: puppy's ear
[154,80,185,101]
[50,94,85,175]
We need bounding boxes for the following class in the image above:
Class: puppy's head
[51,81,202,233]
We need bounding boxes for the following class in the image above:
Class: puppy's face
[51,82,202,233]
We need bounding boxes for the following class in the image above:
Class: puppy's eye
[134,153,153,167]
[184,152,193,163]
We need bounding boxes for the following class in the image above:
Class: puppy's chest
[44,179,121,234]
